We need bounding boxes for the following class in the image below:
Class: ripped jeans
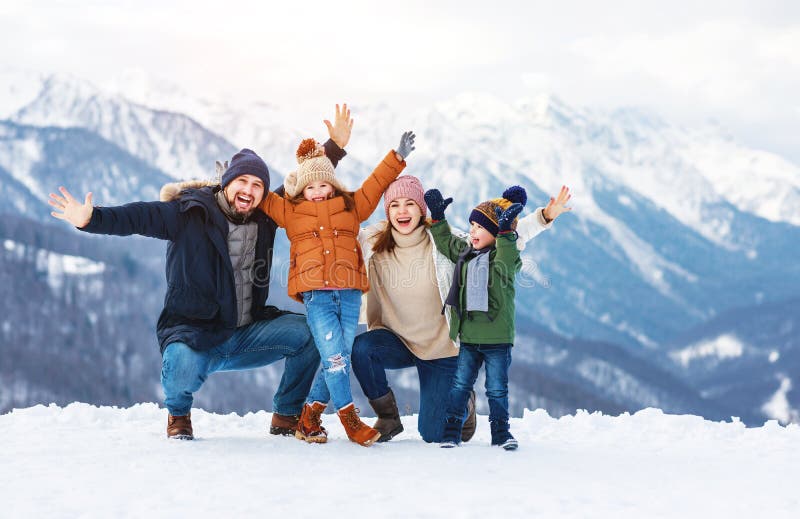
[301,289,362,410]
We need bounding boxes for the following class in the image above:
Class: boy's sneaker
[490,419,516,449]
[499,437,518,451]
[440,415,462,448]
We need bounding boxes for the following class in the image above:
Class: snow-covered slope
[0,67,45,119]
[10,73,237,181]
[667,296,800,424]
[89,69,800,232]
[100,68,330,174]
[1,403,798,519]
[0,120,176,218]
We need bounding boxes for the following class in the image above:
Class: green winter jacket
[430,219,521,345]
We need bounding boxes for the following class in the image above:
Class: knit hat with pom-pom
[469,186,527,236]
[283,139,346,197]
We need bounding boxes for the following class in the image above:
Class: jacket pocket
[165,284,220,320]
[294,251,323,274]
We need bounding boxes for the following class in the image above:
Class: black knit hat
[221,149,270,193]
[469,186,527,236]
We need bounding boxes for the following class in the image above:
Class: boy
[424,186,527,450]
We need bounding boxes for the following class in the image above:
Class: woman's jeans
[351,328,459,442]
[160,313,320,416]
[302,289,362,410]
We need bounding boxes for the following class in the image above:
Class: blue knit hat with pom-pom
[469,185,527,236]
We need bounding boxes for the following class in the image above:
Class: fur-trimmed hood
[160,180,217,202]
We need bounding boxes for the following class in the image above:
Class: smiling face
[303,180,335,202]
[469,221,496,249]
[388,197,423,234]
[224,174,265,216]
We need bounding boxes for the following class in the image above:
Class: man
[49,105,354,440]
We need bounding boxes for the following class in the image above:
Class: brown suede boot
[338,403,381,447]
[270,412,300,436]
[295,402,328,443]
[368,389,403,442]
[167,413,193,440]
[461,390,477,442]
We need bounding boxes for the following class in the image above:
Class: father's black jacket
[80,141,345,354]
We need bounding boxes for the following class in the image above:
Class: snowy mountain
[2,404,799,519]
[0,120,174,220]
[0,215,164,413]
[2,68,799,424]
[510,320,735,421]
[9,73,237,182]
[667,296,800,424]
[103,82,800,348]
[99,68,356,176]
[328,96,800,350]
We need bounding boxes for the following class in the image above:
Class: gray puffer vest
[227,220,259,327]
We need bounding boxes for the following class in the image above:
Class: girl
[259,132,415,446]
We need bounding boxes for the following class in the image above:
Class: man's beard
[216,189,254,224]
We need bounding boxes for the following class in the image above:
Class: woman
[352,176,571,442]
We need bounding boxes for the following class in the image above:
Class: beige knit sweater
[365,225,458,360]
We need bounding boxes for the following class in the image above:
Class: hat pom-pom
[503,185,527,207]
[296,138,324,164]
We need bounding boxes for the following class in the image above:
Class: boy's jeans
[161,313,320,417]
[351,328,459,442]
[445,343,513,432]
[302,289,362,410]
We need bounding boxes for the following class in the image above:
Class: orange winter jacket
[259,151,406,302]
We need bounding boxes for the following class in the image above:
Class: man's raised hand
[324,103,354,149]
[49,186,93,228]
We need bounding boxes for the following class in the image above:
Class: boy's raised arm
[492,204,524,280]
[425,188,469,263]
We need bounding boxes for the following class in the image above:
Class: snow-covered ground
[2,404,799,518]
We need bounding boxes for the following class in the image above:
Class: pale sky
[2,0,799,162]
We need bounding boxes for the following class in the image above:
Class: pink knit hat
[384,175,427,220]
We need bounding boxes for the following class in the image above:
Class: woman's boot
[368,389,404,442]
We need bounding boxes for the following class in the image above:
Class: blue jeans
[161,313,320,416]
[351,328,458,442]
[302,289,362,410]
[445,343,512,428]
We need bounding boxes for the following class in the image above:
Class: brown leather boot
[338,403,381,447]
[461,390,477,442]
[368,389,403,442]
[270,412,300,436]
[167,413,193,440]
[295,402,328,443]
